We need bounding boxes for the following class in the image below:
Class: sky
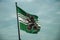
[0,0,60,40]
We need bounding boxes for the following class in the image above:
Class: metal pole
[15,2,21,40]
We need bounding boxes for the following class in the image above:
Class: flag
[16,5,40,34]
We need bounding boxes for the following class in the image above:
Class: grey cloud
[0,0,60,40]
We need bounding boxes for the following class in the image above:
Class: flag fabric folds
[16,5,40,34]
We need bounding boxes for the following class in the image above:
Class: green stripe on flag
[17,6,38,20]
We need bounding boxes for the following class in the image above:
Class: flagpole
[15,2,21,40]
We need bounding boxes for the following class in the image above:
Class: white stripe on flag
[18,17,28,24]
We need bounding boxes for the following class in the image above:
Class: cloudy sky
[0,0,60,40]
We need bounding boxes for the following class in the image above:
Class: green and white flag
[16,5,40,34]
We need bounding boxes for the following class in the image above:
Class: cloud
[4,13,16,21]
[18,0,34,2]
[20,0,30,2]
[0,0,60,40]
[56,11,60,14]
[0,24,18,40]
[1,0,34,3]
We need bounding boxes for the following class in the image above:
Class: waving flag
[16,4,40,34]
